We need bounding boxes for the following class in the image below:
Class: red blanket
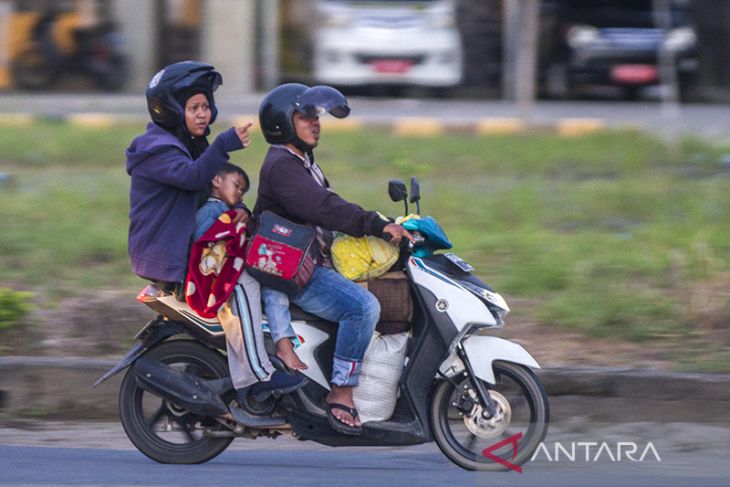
[185,211,247,318]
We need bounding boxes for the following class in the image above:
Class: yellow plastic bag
[331,235,399,282]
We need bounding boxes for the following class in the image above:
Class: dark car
[542,0,698,99]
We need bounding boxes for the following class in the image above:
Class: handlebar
[382,231,421,252]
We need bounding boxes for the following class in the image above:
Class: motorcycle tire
[11,47,53,90]
[118,340,233,464]
[95,55,128,92]
[430,361,549,471]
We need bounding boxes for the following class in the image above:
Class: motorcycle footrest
[227,406,288,428]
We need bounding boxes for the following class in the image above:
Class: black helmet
[259,83,350,146]
[146,61,222,129]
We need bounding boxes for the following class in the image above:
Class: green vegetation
[0,287,33,330]
[0,122,729,350]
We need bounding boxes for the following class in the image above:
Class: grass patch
[1,122,729,349]
[0,287,32,331]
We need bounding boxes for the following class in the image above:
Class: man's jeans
[290,266,380,387]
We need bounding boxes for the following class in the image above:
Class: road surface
[1,420,729,487]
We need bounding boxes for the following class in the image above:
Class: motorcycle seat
[140,284,325,324]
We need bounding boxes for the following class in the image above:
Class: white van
[312,0,463,88]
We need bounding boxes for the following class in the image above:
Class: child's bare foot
[276,338,308,370]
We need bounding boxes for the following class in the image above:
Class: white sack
[353,332,409,423]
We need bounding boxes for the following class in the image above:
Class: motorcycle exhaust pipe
[133,358,229,416]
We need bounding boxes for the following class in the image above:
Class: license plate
[444,253,474,273]
[611,64,658,84]
[371,59,413,74]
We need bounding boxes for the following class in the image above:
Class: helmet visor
[172,66,222,95]
[206,70,223,92]
[293,85,350,119]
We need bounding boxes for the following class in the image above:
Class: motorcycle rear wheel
[119,340,233,464]
[430,361,549,471]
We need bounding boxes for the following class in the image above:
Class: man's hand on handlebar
[382,223,414,248]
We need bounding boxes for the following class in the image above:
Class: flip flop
[326,402,362,436]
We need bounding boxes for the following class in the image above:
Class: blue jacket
[126,123,244,283]
[193,198,229,242]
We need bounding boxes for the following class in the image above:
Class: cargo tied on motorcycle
[94,177,549,471]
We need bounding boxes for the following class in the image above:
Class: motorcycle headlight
[567,25,600,49]
[410,231,426,247]
[459,281,510,326]
[664,27,696,52]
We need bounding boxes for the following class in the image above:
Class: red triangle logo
[481,432,524,473]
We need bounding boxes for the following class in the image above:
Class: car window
[561,0,689,28]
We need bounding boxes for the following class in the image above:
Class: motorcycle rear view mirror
[409,177,421,214]
[388,179,409,214]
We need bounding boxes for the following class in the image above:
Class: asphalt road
[1,421,729,487]
[2,93,730,140]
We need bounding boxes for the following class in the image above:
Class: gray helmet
[259,83,350,146]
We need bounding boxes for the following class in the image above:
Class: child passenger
[194,163,308,372]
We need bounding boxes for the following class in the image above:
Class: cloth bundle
[185,210,247,318]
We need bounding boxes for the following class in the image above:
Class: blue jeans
[290,266,380,387]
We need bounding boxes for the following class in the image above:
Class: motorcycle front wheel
[118,340,233,464]
[430,361,549,471]
[94,55,128,91]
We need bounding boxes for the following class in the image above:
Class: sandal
[326,402,362,436]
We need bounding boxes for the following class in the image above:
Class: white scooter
[95,177,549,471]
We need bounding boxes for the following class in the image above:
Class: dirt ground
[497,307,675,370]
[0,289,691,371]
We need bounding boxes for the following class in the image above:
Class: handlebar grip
[383,232,414,252]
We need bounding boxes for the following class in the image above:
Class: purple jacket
[126,123,244,283]
[255,146,388,239]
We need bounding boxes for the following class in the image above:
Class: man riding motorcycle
[254,83,412,435]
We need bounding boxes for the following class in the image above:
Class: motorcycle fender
[92,320,184,388]
[439,336,540,385]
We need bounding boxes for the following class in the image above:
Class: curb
[0,112,609,137]
[1,357,728,422]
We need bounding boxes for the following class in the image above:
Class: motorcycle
[94,177,549,471]
[11,9,128,91]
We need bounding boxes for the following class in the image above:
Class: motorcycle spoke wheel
[430,361,549,471]
[119,340,233,464]
[465,432,478,451]
[146,402,168,428]
[142,398,204,444]
[172,414,198,443]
